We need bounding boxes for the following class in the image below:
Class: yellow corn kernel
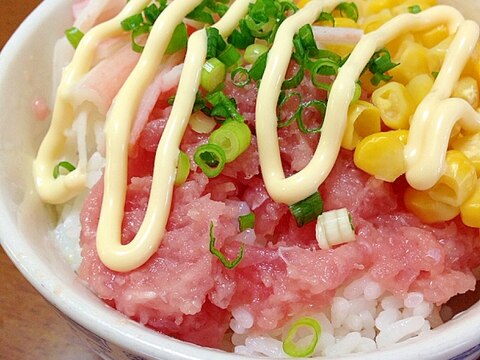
[451,132,480,176]
[416,25,449,49]
[353,130,409,182]
[296,0,310,8]
[406,73,434,107]
[428,150,477,207]
[452,77,479,109]
[404,187,460,224]
[385,34,415,60]
[342,100,382,150]
[372,82,415,129]
[390,41,430,84]
[362,9,392,33]
[335,17,360,29]
[392,1,436,16]
[463,43,480,83]
[364,0,391,15]
[427,35,453,73]
[460,179,480,228]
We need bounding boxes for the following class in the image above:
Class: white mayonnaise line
[96,0,253,272]
[256,0,344,206]
[405,20,480,190]
[33,0,151,204]
[256,5,468,205]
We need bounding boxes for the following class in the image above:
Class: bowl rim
[0,0,479,359]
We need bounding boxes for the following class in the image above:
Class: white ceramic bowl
[1,1,480,359]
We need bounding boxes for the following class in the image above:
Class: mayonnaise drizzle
[96,0,253,272]
[34,0,480,272]
[256,3,479,205]
[33,0,151,205]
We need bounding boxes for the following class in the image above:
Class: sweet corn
[428,150,477,207]
[364,0,392,15]
[372,82,415,129]
[404,187,460,224]
[386,34,415,61]
[460,179,480,228]
[390,41,430,84]
[296,0,310,8]
[353,130,409,182]
[451,132,480,176]
[416,25,449,49]
[406,73,434,107]
[362,9,392,33]
[333,17,360,29]
[462,43,480,84]
[427,36,453,73]
[342,100,382,150]
[452,77,479,109]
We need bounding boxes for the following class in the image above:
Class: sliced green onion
[53,161,76,179]
[244,43,269,64]
[277,91,302,128]
[231,67,251,87]
[432,71,439,79]
[143,1,167,25]
[65,27,84,49]
[189,111,217,134]
[194,143,226,178]
[131,24,150,53]
[209,121,251,162]
[351,81,362,103]
[201,58,227,93]
[245,16,276,39]
[249,51,269,81]
[121,13,144,31]
[282,64,304,90]
[166,23,188,54]
[206,27,226,59]
[282,317,322,358]
[311,57,339,76]
[316,11,335,27]
[186,2,215,24]
[408,5,422,14]
[335,2,359,22]
[228,19,255,49]
[367,48,399,86]
[206,91,244,122]
[175,151,191,186]
[298,24,317,52]
[209,222,245,269]
[218,44,242,68]
[289,191,324,227]
[238,212,255,232]
[296,100,326,134]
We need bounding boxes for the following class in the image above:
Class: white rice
[232,274,440,358]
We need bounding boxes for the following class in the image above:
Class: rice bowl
[1,0,480,359]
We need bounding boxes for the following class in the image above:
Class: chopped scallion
[282,317,322,358]
[194,143,226,178]
[249,51,269,81]
[206,91,244,122]
[175,151,190,186]
[131,24,150,53]
[238,212,255,232]
[65,27,84,49]
[244,43,269,64]
[277,91,302,128]
[282,65,304,90]
[201,58,227,93]
[209,121,251,162]
[335,2,359,22]
[231,67,250,87]
[316,12,335,27]
[53,161,76,179]
[367,48,399,86]
[296,100,326,134]
[408,5,422,14]
[218,44,242,68]
[289,191,324,227]
[165,23,188,54]
[121,13,144,31]
[209,222,244,269]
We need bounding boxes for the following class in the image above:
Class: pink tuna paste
[78,75,480,348]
